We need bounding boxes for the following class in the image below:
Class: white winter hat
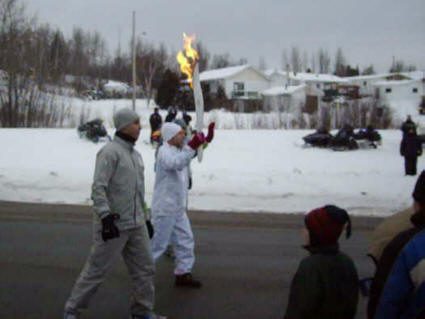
[161,122,182,142]
[113,108,139,131]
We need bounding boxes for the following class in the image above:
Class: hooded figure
[400,127,422,176]
[64,108,166,319]
[284,205,359,319]
[150,122,207,288]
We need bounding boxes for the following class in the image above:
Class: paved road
[0,201,382,319]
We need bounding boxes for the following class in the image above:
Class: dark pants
[404,156,418,175]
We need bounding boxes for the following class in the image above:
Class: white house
[288,72,348,91]
[373,77,423,121]
[200,65,270,99]
[264,69,289,87]
[261,84,306,112]
[345,73,391,96]
[265,69,349,95]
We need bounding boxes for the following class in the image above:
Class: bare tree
[135,39,166,107]
[361,65,375,75]
[281,49,289,70]
[258,56,267,71]
[210,53,232,69]
[290,46,301,73]
[334,47,346,76]
[318,48,331,74]
[196,41,210,72]
[302,50,308,72]
[310,52,316,73]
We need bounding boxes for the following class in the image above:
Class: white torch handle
[193,63,204,162]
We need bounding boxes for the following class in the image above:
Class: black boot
[175,273,202,288]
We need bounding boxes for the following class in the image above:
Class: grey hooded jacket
[91,135,149,230]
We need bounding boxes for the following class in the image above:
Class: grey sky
[27,0,425,72]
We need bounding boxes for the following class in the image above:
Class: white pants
[151,213,195,275]
[64,226,155,316]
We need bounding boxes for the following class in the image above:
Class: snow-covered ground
[0,126,422,217]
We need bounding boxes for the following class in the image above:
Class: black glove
[146,220,154,239]
[188,177,192,190]
[101,213,120,242]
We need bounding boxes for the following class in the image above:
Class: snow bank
[0,128,421,217]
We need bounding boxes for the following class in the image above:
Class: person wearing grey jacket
[64,108,165,319]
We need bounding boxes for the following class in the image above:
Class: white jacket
[151,143,195,216]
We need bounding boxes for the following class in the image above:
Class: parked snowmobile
[353,126,382,148]
[329,125,359,151]
[303,128,333,148]
[77,118,110,143]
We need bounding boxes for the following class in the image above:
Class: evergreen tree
[155,69,179,108]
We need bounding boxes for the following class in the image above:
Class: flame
[176,33,199,88]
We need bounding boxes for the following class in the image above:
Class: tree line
[0,0,418,127]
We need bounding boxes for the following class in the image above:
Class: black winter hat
[412,170,425,203]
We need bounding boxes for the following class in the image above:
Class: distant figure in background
[149,107,162,145]
[283,205,358,319]
[165,106,177,123]
[400,126,422,175]
[401,115,417,137]
[182,111,192,127]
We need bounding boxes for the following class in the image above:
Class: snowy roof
[261,84,306,96]
[401,70,425,81]
[290,72,348,83]
[264,69,350,83]
[200,65,266,81]
[346,71,425,82]
[345,73,391,81]
[264,69,286,77]
[373,79,421,87]
[103,80,130,91]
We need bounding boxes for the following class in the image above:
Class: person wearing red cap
[283,205,359,319]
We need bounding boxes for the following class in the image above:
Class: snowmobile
[303,128,333,148]
[329,125,359,151]
[353,126,382,149]
[77,118,110,143]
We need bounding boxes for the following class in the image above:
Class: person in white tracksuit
[150,122,207,288]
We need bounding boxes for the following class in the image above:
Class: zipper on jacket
[130,151,138,226]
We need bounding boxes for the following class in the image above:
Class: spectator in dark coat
[371,171,425,319]
[182,111,192,127]
[149,108,162,144]
[283,205,359,319]
[401,115,417,137]
[165,107,177,123]
[400,128,422,175]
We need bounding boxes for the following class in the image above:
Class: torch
[177,33,204,162]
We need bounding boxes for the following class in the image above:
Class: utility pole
[132,11,136,111]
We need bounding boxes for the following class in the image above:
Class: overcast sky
[27,0,425,73]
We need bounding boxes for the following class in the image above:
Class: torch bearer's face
[168,129,186,148]
[176,33,199,88]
